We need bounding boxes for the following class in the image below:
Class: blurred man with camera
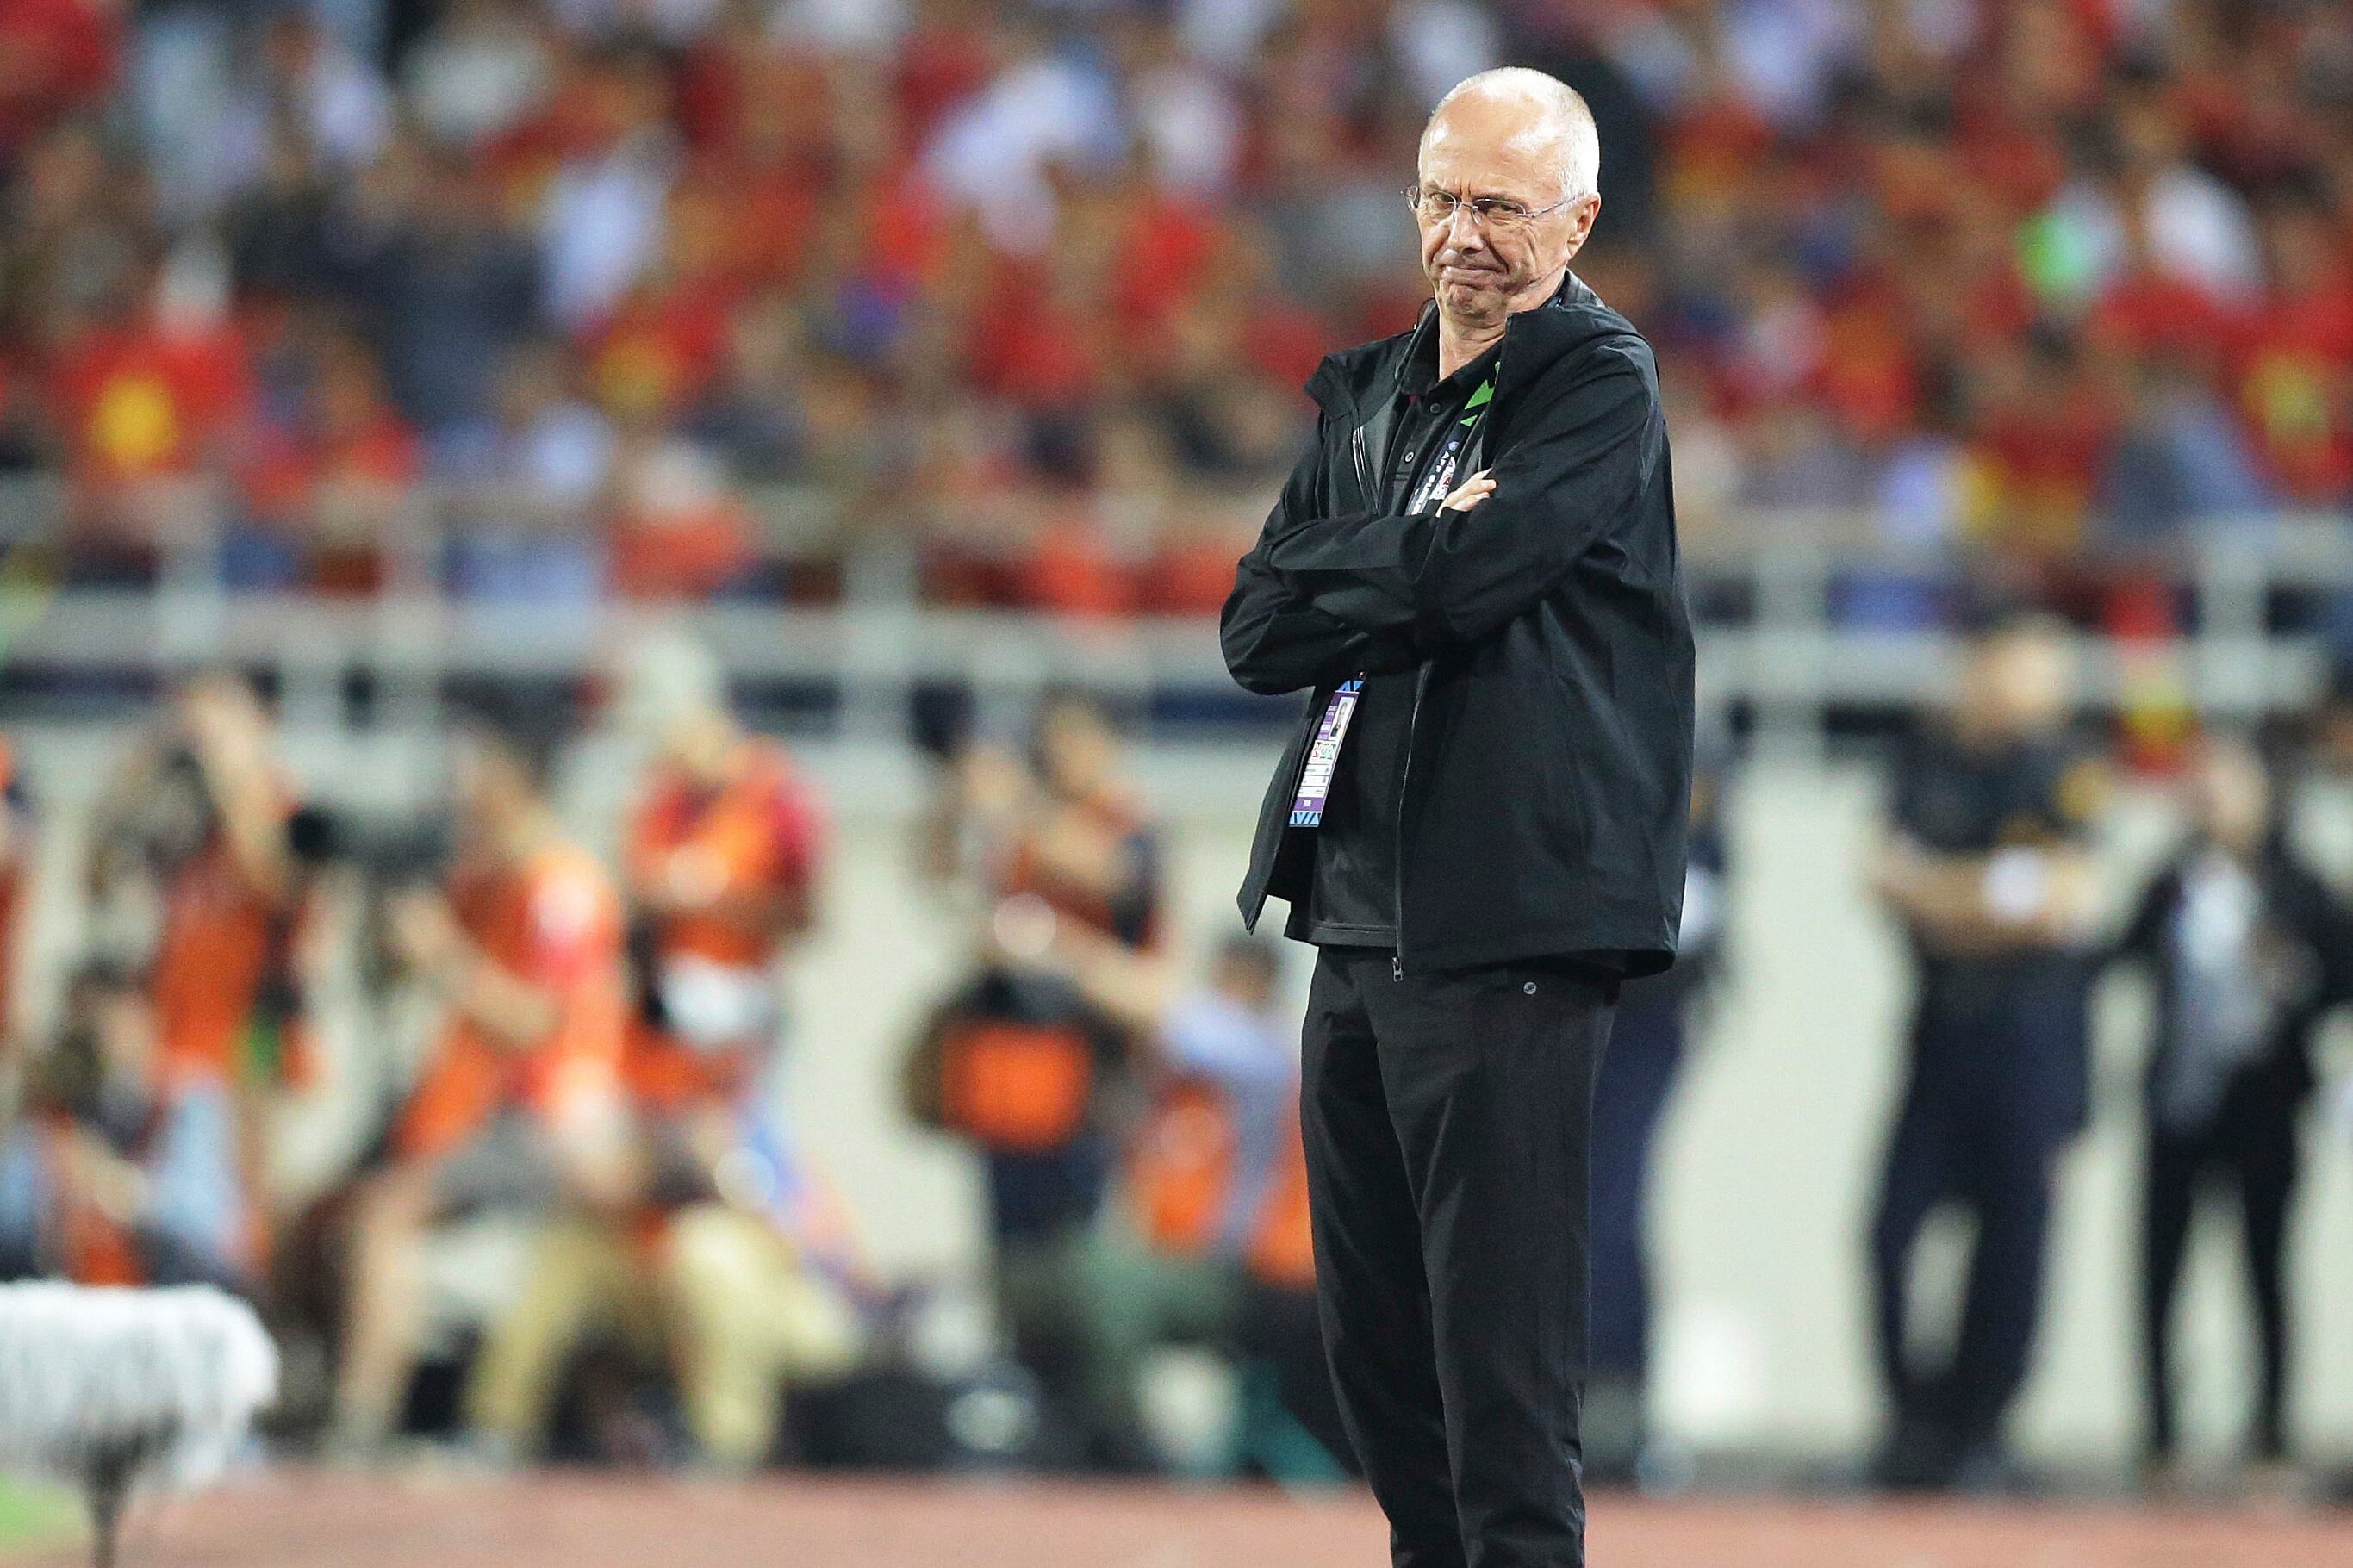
[327,708,633,1457]
[80,672,309,1311]
[906,687,1165,1464]
[85,675,308,1222]
[464,672,863,1468]
[0,961,249,1291]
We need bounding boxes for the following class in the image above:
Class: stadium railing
[0,474,2342,750]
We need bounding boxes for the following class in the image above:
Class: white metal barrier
[3,476,2350,747]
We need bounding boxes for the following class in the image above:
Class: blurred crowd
[0,663,1363,1479]
[2,0,2352,613]
[0,665,877,1470]
[9,637,2353,1494]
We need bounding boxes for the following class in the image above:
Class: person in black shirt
[1221,69,1690,1568]
[1584,744,1730,1478]
[1289,340,1499,948]
[2107,734,2353,1482]
[1867,608,2108,1490]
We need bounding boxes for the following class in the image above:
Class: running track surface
[22,1471,2353,1568]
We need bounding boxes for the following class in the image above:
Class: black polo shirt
[1292,337,1500,949]
[1889,720,2106,1005]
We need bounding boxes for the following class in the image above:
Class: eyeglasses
[1405,186,1578,231]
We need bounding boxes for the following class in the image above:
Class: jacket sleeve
[2104,869,2171,973]
[2292,869,2353,1010]
[1220,413,1427,696]
[1254,338,1661,647]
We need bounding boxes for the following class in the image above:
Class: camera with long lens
[284,804,455,887]
[118,746,220,872]
[32,963,150,1139]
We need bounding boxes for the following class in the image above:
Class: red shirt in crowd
[623,738,822,1109]
[0,0,118,154]
[48,315,254,487]
[397,843,629,1161]
[2231,283,2353,502]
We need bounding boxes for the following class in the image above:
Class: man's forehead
[1419,100,1568,190]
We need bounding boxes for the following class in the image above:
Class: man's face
[658,706,736,781]
[2190,743,2269,852]
[455,733,535,840]
[1037,702,1117,800]
[1415,97,1598,327]
[1964,626,2073,738]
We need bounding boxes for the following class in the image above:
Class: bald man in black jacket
[1221,68,1691,1568]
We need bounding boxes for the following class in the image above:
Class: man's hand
[1442,469,1497,512]
[1871,832,2097,953]
[59,1129,149,1224]
[550,1088,646,1218]
[177,678,298,902]
[1867,837,1924,909]
[986,893,1060,968]
[958,745,1032,821]
[650,843,728,913]
[180,681,267,777]
[386,886,563,1051]
[387,888,466,977]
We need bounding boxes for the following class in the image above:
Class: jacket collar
[1309,271,1606,418]
[1389,270,1583,392]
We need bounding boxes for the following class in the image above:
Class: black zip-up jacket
[2107,842,2353,1125]
[1222,274,1693,977]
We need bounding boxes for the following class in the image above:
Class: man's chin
[1435,277,1506,318]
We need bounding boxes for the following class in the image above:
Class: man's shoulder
[1518,277,1654,382]
[1304,323,1422,413]
[1553,272,1645,339]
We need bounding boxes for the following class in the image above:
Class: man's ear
[1560,194,1602,264]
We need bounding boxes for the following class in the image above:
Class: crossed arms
[1220,340,1660,696]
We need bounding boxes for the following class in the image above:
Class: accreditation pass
[1290,678,1363,827]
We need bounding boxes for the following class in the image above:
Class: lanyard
[1289,678,1360,828]
[1402,376,1494,516]
[1291,378,1493,829]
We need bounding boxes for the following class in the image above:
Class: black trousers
[2141,1104,2299,1460]
[1588,983,1685,1387]
[1869,1058,2063,1447]
[1300,947,1615,1568]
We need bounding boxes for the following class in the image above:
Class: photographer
[465,680,862,1470]
[84,673,306,1094]
[905,688,1164,1465]
[81,673,306,1314]
[0,961,250,1291]
[327,708,634,1458]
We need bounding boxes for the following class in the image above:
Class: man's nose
[1443,208,1487,250]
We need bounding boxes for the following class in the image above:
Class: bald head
[1422,68,1600,207]
[1412,68,1603,360]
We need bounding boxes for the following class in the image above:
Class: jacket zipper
[1396,668,1424,979]
[1391,344,1503,979]
[1351,425,1377,503]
